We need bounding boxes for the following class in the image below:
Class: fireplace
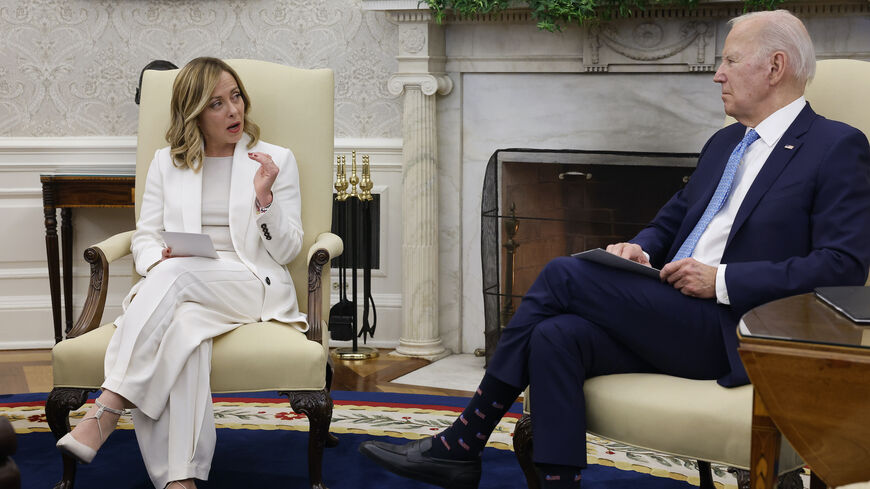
[480,149,699,362]
[363,0,867,356]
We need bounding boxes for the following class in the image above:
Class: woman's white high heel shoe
[56,399,124,464]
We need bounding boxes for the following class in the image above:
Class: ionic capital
[388,73,454,97]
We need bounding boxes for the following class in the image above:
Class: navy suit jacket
[631,104,870,386]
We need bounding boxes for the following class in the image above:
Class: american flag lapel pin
[784,144,794,150]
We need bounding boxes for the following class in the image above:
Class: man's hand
[605,242,651,267]
[661,258,716,298]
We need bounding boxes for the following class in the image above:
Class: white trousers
[103,255,264,489]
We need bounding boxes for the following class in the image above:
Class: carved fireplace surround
[363,0,870,358]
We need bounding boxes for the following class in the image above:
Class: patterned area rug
[2,391,806,488]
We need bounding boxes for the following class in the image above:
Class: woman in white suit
[56,57,306,489]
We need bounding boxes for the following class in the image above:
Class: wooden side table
[40,174,135,344]
[739,292,870,489]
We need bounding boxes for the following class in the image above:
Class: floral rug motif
[3,392,809,489]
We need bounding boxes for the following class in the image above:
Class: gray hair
[729,10,816,87]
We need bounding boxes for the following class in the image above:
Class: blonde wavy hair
[165,57,260,171]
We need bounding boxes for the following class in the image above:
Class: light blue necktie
[672,129,760,261]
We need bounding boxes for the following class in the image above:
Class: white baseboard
[0,340,56,350]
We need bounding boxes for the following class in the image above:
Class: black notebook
[814,286,870,324]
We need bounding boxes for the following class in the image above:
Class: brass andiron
[501,203,520,329]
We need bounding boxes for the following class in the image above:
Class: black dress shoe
[359,437,482,489]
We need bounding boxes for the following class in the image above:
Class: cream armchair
[45,60,342,489]
[512,59,870,489]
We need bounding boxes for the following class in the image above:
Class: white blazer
[127,134,306,328]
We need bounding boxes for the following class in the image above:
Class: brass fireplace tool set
[329,151,378,360]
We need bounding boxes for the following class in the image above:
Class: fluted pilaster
[361,3,455,358]
[390,74,452,359]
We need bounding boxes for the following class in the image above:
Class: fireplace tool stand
[331,152,378,360]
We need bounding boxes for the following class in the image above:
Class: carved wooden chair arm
[305,232,344,344]
[70,229,342,344]
[67,230,135,339]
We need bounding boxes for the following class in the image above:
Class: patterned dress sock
[536,463,582,488]
[426,373,521,461]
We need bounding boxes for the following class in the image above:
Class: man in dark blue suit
[360,10,870,489]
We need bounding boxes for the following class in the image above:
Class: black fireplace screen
[480,149,700,364]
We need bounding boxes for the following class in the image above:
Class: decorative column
[389,73,452,359]
[366,3,453,360]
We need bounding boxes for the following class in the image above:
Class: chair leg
[728,467,750,489]
[728,466,805,489]
[0,416,21,489]
[283,389,333,489]
[776,468,804,489]
[513,414,540,489]
[45,387,95,489]
[323,364,338,448]
[697,460,715,489]
[810,471,827,489]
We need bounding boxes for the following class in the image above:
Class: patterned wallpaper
[0,0,401,138]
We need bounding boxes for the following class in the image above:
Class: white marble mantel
[364,0,870,355]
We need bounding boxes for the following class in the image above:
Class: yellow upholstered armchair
[45,60,342,489]
[513,59,870,489]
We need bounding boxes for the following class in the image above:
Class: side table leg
[61,208,73,336]
[42,183,62,344]
[750,389,781,489]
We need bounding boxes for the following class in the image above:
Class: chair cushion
[53,322,327,393]
[582,373,803,471]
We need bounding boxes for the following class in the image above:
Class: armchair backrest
[136,60,335,316]
[802,59,870,137]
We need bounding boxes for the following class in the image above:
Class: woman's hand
[161,247,174,261]
[146,247,176,273]
[249,152,278,206]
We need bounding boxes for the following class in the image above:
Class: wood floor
[0,349,53,394]
[0,348,475,397]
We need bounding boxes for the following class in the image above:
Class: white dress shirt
[691,96,806,304]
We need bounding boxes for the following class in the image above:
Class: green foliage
[422,0,785,31]
[425,0,514,23]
